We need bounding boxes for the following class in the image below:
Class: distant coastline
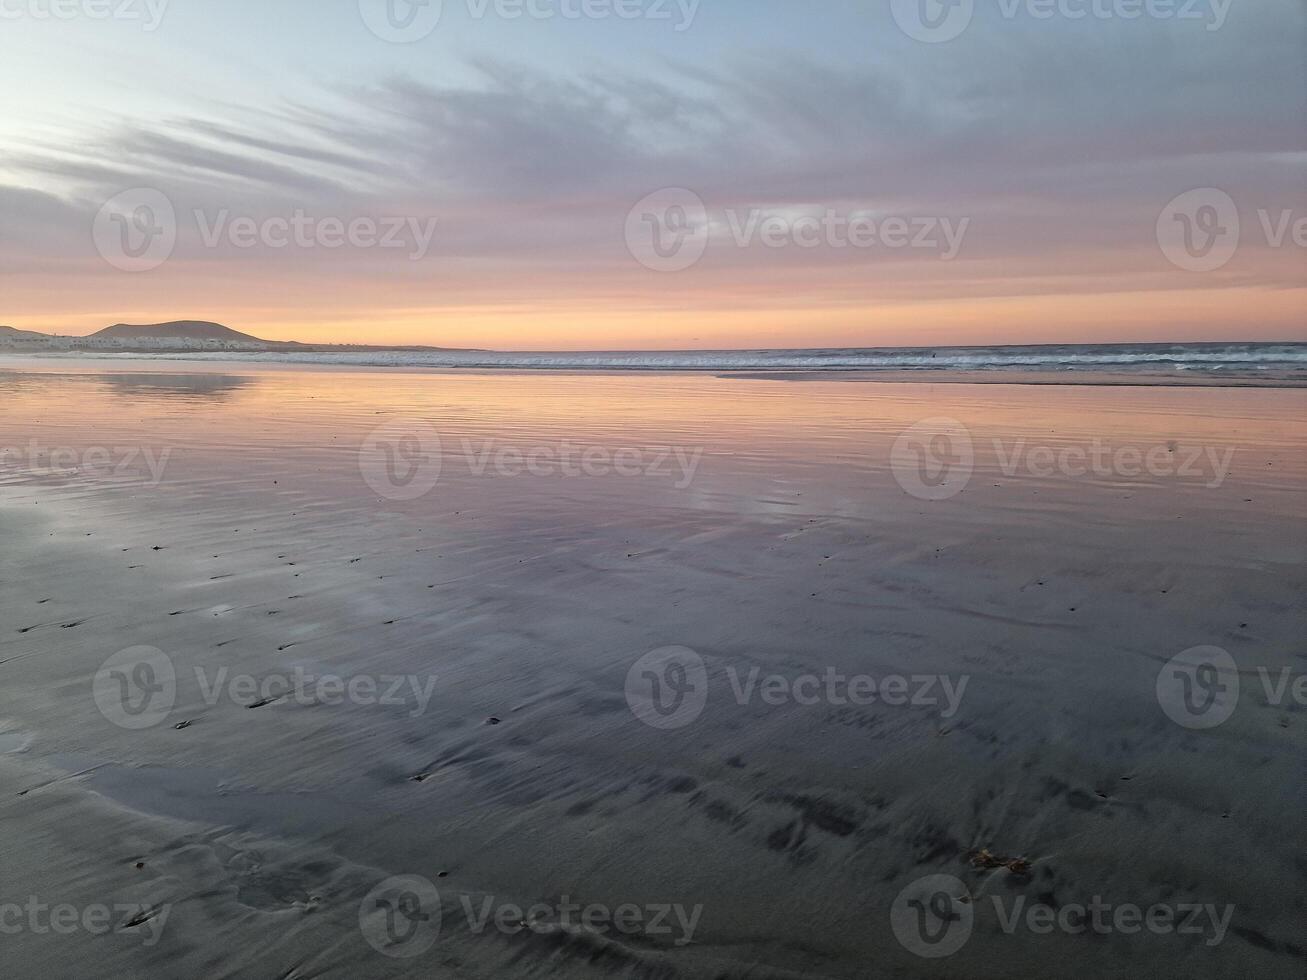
[0,321,472,356]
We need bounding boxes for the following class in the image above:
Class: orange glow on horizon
[8,284,1305,351]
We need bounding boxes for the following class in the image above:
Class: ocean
[41,341,1307,376]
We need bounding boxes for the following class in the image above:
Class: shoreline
[3,354,1305,389]
[721,369,1307,388]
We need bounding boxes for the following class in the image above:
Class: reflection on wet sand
[0,370,256,402]
[93,373,256,399]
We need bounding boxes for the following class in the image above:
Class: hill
[92,321,266,343]
[0,321,467,353]
[0,325,50,341]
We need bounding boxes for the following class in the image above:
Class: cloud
[1,1,1303,341]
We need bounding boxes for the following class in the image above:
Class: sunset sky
[2,0,1303,350]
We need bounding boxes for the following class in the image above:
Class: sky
[1,0,1304,350]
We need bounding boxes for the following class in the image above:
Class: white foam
[39,344,1307,372]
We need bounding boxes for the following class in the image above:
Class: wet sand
[723,368,1307,387]
[1,363,1304,978]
